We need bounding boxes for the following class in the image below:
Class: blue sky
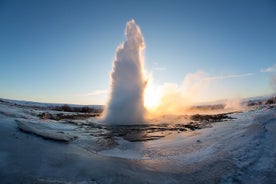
[0,0,276,105]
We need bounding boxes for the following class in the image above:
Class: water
[103,20,146,125]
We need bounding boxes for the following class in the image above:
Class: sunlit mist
[102,20,147,124]
[144,76,162,111]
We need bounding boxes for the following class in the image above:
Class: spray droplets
[103,20,146,125]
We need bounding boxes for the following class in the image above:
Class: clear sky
[1,0,276,105]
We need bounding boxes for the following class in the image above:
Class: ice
[16,120,76,142]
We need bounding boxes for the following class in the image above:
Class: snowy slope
[0,100,275,183]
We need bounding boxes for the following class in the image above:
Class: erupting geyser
[103,20,147,124]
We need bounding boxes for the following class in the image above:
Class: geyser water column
[103,20,146,125]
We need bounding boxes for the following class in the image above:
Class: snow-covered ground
[0,100,275,183]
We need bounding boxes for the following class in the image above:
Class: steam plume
[146,71,210,115]
[103,20,146,124]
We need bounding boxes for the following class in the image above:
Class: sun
[144,80,161,111]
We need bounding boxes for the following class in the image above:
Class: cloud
[261,64,276,73]
[270,74,276,91]
[75,90,108,97]
[205,73,254,81]
[152,62,167,71]
[153,67,167,71]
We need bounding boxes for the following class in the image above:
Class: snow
[0,99,275,183]
[0,98,103,110]
[16,120,76,142]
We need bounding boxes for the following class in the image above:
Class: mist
[102,20,249,123]
[145,71,210,116]
[145,71,246,117]
[102,20,147,124]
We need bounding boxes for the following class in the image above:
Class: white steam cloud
[102,20,146,124]
[146,71,210,115]
[145,71,251,116]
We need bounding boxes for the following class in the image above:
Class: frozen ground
[0,99,275,183]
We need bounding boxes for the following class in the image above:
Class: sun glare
[144,80,161,111]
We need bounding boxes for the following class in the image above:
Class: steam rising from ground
[145,71,245,117]
[103,20,146,124]
[102,20,245,124]
[145,71,210,116]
